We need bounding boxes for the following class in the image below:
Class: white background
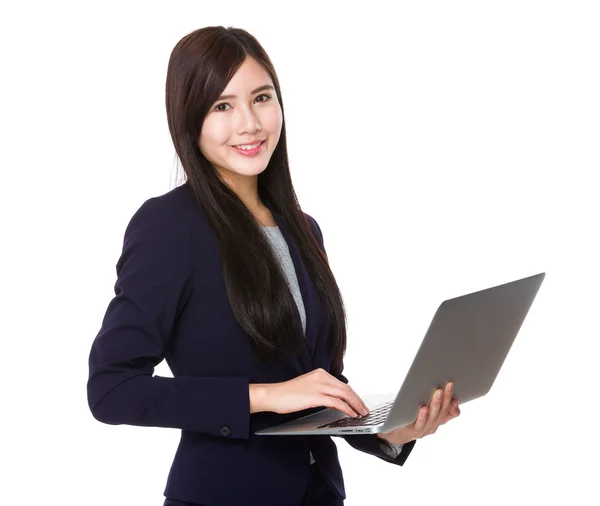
[2,1,599,504]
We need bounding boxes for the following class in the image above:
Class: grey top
[260,225,404,462]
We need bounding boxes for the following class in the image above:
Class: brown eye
[213,94,271,113]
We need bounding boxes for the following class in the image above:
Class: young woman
[87,26,460,506]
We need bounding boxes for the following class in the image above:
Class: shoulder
[302,211,324,248]
[123,183,199,249]
[302,211,320,232]
[115,186,195,287]
[139,181,197,220]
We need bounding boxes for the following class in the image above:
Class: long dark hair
[165,26,346,371]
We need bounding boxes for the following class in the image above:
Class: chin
[226,164,269,178]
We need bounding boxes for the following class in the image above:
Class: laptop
[255,272,545,436]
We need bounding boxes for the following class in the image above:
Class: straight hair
[165,26,347,371]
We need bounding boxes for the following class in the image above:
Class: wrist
[377,432,408,446]
[249,383,270,414]
[376,432,390,443]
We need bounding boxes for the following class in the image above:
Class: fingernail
[447,382,453,392]
[436,389,443,399]
[363,408,369,415]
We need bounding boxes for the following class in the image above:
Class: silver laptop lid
[381,272,545,432]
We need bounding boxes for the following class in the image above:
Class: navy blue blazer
[87,182,415,506]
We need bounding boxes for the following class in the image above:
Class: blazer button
[220,425,231,437]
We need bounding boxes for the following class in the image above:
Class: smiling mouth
[231,140,265,148]
[231,140,266,155]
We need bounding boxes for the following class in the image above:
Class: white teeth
[235,141,262,150]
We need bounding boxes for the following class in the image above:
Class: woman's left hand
[376,381,460,446]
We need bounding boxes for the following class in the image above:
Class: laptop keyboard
[317,401,393,429]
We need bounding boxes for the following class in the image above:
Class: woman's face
[198,57,283,186]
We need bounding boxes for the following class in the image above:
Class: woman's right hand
[250,368,370,418]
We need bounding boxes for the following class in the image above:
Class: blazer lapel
[267,205,319,368]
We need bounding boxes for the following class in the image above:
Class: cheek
[264,106,283,136]
[199,120,231,153]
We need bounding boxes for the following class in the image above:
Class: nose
[236,106,261,134]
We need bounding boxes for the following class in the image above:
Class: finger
[321,385,362,416]
[319,371,369,416]
[442,401,460,424]
[449,399,459,416]
[443,411,459,424]
[443,408,460,424]
[436,382,454,424]
[326,384,368,417]
[451,400,460,417]
[345,384,370,415]
[414,406,429,433]
[320,394,359,418]
[422,388,443,434]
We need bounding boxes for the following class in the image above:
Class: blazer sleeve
[304,212,417,466]
[87,197,250,439]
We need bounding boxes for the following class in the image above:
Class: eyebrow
[216,84,275,101]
